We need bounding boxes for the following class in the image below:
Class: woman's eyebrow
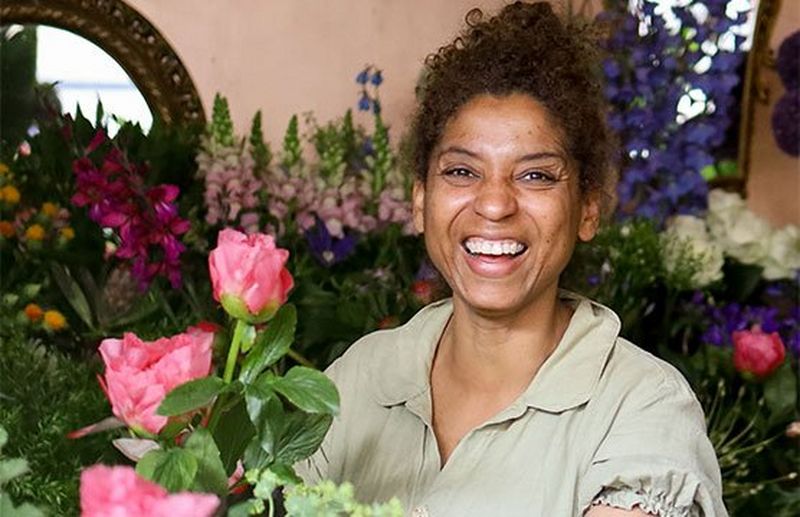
[437,146,565,163]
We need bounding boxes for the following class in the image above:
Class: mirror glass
[2,24,152,141]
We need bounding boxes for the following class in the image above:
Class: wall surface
[125,0,798,227]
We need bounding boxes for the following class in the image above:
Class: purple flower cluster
[698,292,799,357]
[356,65,383,115]
[601,2,748,222]
[772,31,800,156]
[71,130,189,289]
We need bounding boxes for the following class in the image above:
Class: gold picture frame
[1,0,205,126]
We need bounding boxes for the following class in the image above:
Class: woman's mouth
[462,237,528,257]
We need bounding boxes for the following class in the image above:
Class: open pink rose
[99,327,214,434]
[209,228,294,323]
[732,325,786,379]
[80,465,219,517]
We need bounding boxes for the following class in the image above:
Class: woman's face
[413,93,599,317]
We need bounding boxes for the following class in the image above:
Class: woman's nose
[472,176,518,221]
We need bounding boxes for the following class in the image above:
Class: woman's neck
[434,292,573,397]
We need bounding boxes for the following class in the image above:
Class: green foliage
[249,111,272,172]
[157,376,226,417]
[0,425,45,517]
[0,26,38,147]
[0,334,121,515]
[282,115,302,169]
[367,115,392,197]
[211,93,236,148]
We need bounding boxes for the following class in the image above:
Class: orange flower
[0,220,14,238]
[24,303,44,322]
[0,163,9,176]
[43,310,67,331]
[24,224,45,241]
[0,185,20,204]
[41,202,59,217]
[59,226,75,241]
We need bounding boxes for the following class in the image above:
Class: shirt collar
[371,291,621,414]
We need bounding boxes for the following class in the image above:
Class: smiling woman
[296,2,728,516]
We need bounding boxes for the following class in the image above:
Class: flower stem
[287,349,315,369]
[223,319,248,384]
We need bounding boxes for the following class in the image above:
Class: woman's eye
[443,167,476,178]
[518,170,555,183]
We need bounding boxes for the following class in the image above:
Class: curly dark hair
[410,1,616,206]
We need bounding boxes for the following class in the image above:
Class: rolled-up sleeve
[578,373,727,517]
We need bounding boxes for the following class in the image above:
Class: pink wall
[126,0,798,226]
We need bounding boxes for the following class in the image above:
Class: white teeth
[464,238,526,256]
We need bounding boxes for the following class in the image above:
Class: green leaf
[274,412,332,465]
[0,458,29,485]
[136,448,198,492]
[240,304,297,384]
[764,362,797,424]
[0,494,45,517]
[0,426,7,450]
[211,399,256,473]
[245,374,277,425]
[49,263,94,329]
[184,428,229,496]
[247,394,284,465]
[157,376,225,416]
[269,366,340,415]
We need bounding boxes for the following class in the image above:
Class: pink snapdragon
[80,465,219,517]
[98,327,214,434]
[197,141,261,226]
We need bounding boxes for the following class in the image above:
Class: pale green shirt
[299,293,727,516]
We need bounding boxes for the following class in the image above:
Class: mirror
[0,0,204,141]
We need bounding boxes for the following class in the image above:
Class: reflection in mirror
[2,23,152,140]
[36,25,152,135]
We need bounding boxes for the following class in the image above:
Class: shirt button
[412,506,429,517]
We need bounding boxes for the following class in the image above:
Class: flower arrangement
[71,228,401,516]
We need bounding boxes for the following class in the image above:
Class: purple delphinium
[601,2,750,223]
[700,298,798,357]
[776,30,800,91]
[305,216,358,267]
[772,89,800,156]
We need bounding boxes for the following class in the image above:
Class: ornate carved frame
[1,0,205,126]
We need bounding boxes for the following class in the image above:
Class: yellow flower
[41,202,59,217]
[24,224,46,241]
[0,163,8,176]
[0,220,14,238]
[0,185,20,204]
[24,303,43,322]
[43,309,67,331]
[59,226,75,240]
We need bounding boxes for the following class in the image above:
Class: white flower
[761,225,800,280]
[706,189,772,265]
[662,215,724,288]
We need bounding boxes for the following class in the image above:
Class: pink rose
[80,465,219,517]
[732,325,786,379]
[99,328,214,434]
[208,228,294,323]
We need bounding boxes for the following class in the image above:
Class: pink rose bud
[98,328,214,434]
[732,325,786,379]
[80,465,219,517]
[208,228,294,323]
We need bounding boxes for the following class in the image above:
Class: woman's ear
[412,179,425,234]
[578,192,601,242]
